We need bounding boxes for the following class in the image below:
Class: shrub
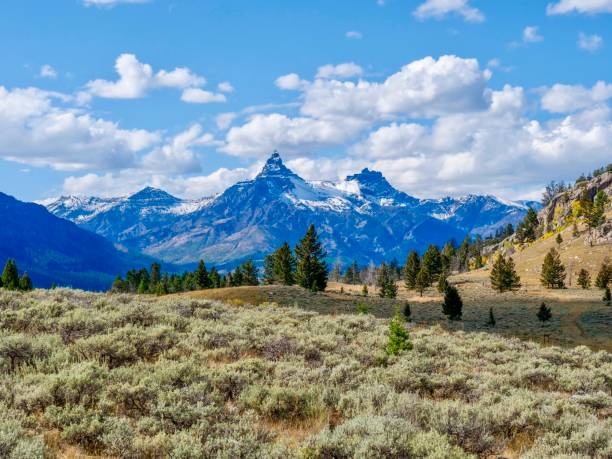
[386,308,412,356]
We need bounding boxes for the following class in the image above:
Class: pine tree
[241,258,259,286]
[577,269,591,289]
[540,248,566,289]
[403,250,420,289]
[422,245,442,280]
[537,302,552,322]
[111,275,126,292]
[155,281,168,296]
[356,302,368,314]
[555,233,563,245]
[441,241,455,272]
[273,242,296,285]
[415,266,430,297]
[137,278,147,294]
[196,260,211,289]
[503,257,521,291]
[1,259,20,290]
[386,308,412,356]
[437,270,449,293]
[403,302,411,321]
[516,207,539,243]
[442,285,463,321]
[150,262,161,288]
[263,255,275,285]
[209,267,221,288]
[490,253,506,292]
[572,222,579,237]
[595,258,611,289]
[377,262,397,298]
[19,272,33,291]
[294,224,328,292]
[232,266,244,287]
[362,284,368,296]
[487,307,496,327]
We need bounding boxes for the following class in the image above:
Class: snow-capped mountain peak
[256,151,297,179]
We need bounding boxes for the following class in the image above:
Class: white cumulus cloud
[578,32,603,52]
[316,63,363,79]
[547,0,612,15]
[413,0,485,23]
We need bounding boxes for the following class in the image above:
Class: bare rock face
[540,172,612,232]
[584,220,612,247]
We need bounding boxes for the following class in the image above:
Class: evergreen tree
[422,245,442,280]
[262,255,275,285]
[415,267,430,297]
[111,275,126,293]
[540,248,566,289]
[437,270,449,293]
[196,260,211,289]
[389,258,401,280]
[504,257,521,291]
[577,269,591,289]
[273,242,296,285]
[572,222,579,237]
[137,278,147,294]
[441,242,455,272]
[537,302,552,322]
[490,253,506,292]
[294,224,328,292]
[595,258,611,289]
[386,308,412,356]
[356,302,368,314]
[362,284,368,296]
[232,266,244,287]
[403,250,420,289]
[442,285,463,321]
[457,236,471,271]
[555,233,563,245]
[487,307,496,327]
[516,207,539,243]
[491,254,522,293]
[150,263,161,288]
[1,259,20,290]
[209,267,221,288]
[377,262,397,298]
[241,258,259,286]
[19,272,33,291]
[403,302,411,322]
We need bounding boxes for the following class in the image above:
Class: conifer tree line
[0,259,33,291]
[111,224,329,294]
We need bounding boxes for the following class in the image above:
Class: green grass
[1,288,611,458]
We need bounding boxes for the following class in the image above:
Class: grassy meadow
[1,288,611,458]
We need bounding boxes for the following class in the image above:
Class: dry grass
[178,275,612,352]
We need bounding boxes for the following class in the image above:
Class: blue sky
[1,0,611,202]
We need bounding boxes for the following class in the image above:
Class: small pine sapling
[386,307,412,356]
[537,302,552,323]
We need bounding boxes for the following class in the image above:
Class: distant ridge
[45,152,538,268]
[0,192,159,290]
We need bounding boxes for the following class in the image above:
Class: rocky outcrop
[540,172,612,232]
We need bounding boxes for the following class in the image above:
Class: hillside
[45,152,535,268]
[0,289,610,458]
[0,192,155,290]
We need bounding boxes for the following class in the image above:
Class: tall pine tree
[422,245,442,280]
[442,285,463,321]
[540,248,566,289]
[377,262,398,298]
[241,258,259,286]
[196,260,211,289]
[294,224,328,292]
[273,242,296,285]
[1,259,19,290]
[403,250,420,289]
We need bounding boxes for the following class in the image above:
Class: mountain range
[45,152,538,269]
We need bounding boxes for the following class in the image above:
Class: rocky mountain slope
[46,152,537,268]
[0,192,156,290]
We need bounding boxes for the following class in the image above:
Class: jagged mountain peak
[128,187,179,204]
[257,151,298,179]
[345,167,411,202]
